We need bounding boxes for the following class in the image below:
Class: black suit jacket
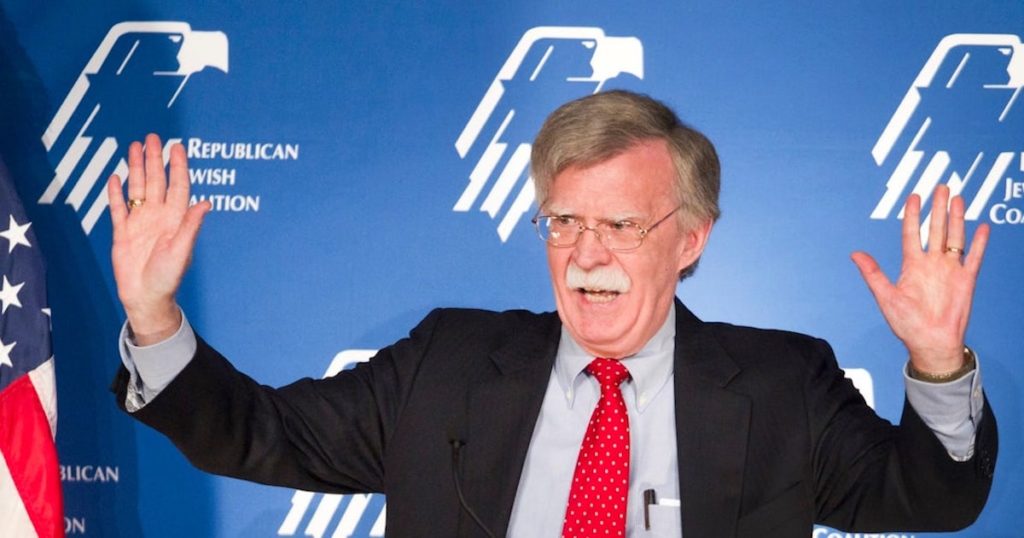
[114,301,996,537]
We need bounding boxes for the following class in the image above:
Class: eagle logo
[454,27,644,242]
[871,34,1023,240]
[278,349,386,538]
[38,22,229,234]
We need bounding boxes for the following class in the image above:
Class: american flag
[0,155,64,537]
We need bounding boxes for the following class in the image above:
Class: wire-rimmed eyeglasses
[530,205,682,251]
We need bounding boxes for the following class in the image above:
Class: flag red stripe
[0,373,64,538]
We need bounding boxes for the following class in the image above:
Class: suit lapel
[460,313,560,537]
[674,301,751,537]
[455,303,751,537]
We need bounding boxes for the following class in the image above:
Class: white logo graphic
[843,368,875,410]
[872,34,1023,241]
[278,349,386,538]
[454,27,644,241]
[813,528,913,538]
[38,22,229,234]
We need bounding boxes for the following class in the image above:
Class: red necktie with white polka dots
[562,358,631,538]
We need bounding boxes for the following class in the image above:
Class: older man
[110,91,995,537]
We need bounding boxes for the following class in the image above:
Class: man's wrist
[126,303,182,346]
[908,346,977,383]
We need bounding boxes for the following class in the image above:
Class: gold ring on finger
[945,246,964,255]
[127,198,145,209]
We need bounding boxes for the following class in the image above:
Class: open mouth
[566,262,630,304]
[577,288,621,303]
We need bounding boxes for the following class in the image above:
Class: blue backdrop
[1,2,1021,536]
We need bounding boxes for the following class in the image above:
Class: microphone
[448,432,497,538]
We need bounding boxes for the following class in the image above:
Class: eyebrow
[543,206,648,223]
[605,212,646,223]
[541,203,573,216]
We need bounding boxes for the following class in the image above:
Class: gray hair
[530,90,721,279]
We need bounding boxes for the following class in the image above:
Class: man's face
[543,139,711,358]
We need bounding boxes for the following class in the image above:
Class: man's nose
[572,227,613,269]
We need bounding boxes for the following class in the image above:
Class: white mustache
[566,262,631,293]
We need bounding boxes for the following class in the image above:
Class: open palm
[851,185,989,374]
[108,134,211,342]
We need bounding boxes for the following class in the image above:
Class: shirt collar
[554,305,676,413]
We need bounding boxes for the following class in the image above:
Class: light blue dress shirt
[507,307,681,537]
[119,307,984,536]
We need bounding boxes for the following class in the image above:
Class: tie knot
[587,357,629,388]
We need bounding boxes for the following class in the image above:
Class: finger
[964,223,990,276]
[170,201,212,261]
[144,133,167,203]
[851,251,896,306]
[166,142,191,209]
[901,194,923,259]
[127,141,146,203]
[946,193,966,257]
[927,184,949,254]
[107,174,128,233]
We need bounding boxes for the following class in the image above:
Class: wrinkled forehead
[540,143,680,211]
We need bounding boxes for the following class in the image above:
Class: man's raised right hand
[108,134,211,346]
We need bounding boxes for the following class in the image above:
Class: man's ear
[676,219,714,273]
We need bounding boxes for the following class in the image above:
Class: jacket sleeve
[806,337,997,531]
[111,308,446,494]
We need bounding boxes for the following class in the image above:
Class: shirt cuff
[904,355,985,461]
[118,308,197,412]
